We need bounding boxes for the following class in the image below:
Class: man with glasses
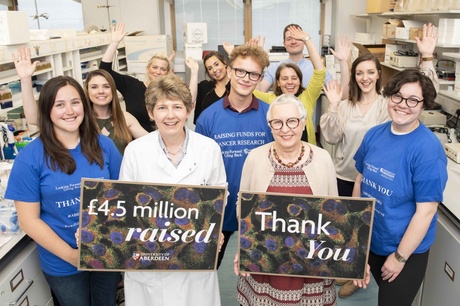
[195,45,274,268]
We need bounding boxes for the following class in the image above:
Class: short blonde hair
[146,53,171,72]
[145,74,193,113]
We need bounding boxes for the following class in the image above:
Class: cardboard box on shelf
[383,19,403,39]
[125,35,173,74]
[409,27,423,40]
[183,23,208,44]
[184,43,203,61]
[366,0,393,13]
[0,11,30,45]
[353,43,386,62]
[395,20,425,40]
[354,33,376,45]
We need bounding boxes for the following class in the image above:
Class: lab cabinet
[420,208,460,306]
[0,240,53,305]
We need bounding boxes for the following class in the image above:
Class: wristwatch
[394,250,407,263]
[303,36,311,43]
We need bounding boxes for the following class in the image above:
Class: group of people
[4,20,447,306]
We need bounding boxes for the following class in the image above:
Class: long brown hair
[348,54,382,104]
[38,76,103,174]
[85,70,132,146]
[203,51,228,83]
[272,63,305,96]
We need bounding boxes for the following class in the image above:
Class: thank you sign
[238,192,374,280]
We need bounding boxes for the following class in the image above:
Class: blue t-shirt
[195,98,274,231]
[5,135,122,276]
[354,121,447,256]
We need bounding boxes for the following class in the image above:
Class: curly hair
[229,45,270,71]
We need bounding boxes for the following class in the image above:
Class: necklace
[272,144,305,168]
[167,147,182,156]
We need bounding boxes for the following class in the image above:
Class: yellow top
[253,68,326,145]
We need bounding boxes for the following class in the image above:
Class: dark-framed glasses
[268,117,301,130]
[231,67,262,81]
[390,94,424,108]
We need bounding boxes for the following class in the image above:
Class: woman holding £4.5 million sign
[119,74,226,305]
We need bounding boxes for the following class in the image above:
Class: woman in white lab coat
[119,73,226,306]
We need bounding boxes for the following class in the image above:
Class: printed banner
[238,192,375,280]
[78,179,227,271]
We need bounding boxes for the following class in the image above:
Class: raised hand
[110,22,127,44]
[415,23,438,57]
[12,46,39,79]
[323,80,343,110]
[185,57,198,72]
[247,35,266,49]
[223,42,235,56]
[169,50,176,63]
[330,35,351,62]
[287,25,310,42]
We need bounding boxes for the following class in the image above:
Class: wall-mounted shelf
[0,33,126,120]
[442,52,460,60]
[380,61,405,71]
[381,10,460,17]
[439,90,460,102]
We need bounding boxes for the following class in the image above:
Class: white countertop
[0,231,26,260]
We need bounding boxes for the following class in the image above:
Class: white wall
[329,0,367,43]
[81,0,161,35]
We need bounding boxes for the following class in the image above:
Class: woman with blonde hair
[100,23,198,132]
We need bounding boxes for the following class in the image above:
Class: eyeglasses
[390,94,424,108]
[231,67,262,81]
[268,118,301,130]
